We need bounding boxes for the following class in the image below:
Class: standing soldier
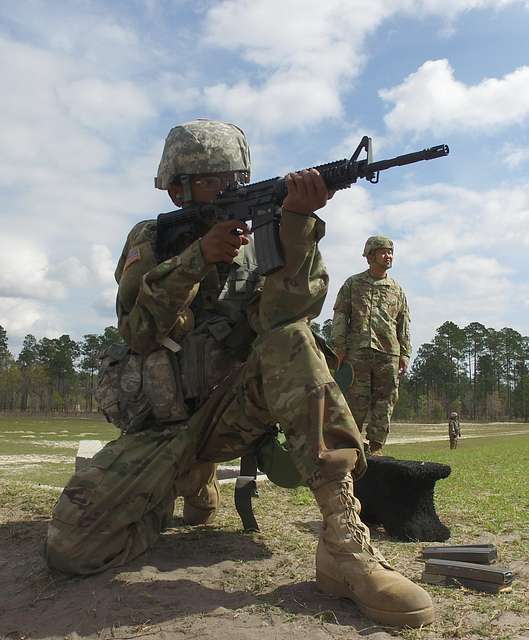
[331,236,410,455]
[448,411,461,449]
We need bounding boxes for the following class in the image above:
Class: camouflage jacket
[114,209,329,406]
[448,419,460,438]
[115,218,263,355]
[331,270,411,361]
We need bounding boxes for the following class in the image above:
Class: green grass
[0,415,117,487]
[1,417,528,640]
[385,434,529,537]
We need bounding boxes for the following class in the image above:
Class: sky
[1,0,529,359]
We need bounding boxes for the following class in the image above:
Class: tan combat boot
[311,472,434,627]
[181,461,220,526]
[369,441,384,457]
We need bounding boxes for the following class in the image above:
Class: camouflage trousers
[342,348,400,446]
[46,320,365,575]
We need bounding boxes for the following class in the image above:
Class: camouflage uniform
[448,413,460,449]
[46,202,366,575]
[44,123,434,631]
[331,240,410,447]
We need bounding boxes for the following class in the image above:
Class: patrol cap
[362,235,394,257]
[155,119,251,190]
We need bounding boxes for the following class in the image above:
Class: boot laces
[339,482,387,563]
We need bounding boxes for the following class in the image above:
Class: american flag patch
[123,247,141,272]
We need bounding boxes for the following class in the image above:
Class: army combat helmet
[155,119,251,199]
[362,235,394,257]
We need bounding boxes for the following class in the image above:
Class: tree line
[312,319,529,422]
[0,326,122,414]
[1,320,529,421]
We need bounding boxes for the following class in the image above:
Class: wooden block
[75,440,105,472]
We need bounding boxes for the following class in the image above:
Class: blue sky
[1,0,529,357]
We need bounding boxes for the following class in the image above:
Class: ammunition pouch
[179,317,254,405]
[95,343,188,434]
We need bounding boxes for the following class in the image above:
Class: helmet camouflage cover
[155,119,251,190]
[362,235,394,257]
[450,411,458,418]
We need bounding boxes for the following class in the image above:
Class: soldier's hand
[399,357,408,377]
[200,220,250,264]
[282,168,333,215]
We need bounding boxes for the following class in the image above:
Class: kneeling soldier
[46,120,434,628]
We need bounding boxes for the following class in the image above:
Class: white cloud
[93,288,118,315]
[56,78,155,131]
[501,143,529,168]
[380,60,529,136]
[49,258,90,287]
[90,245,118,313]
[409,257,529,348]
[0,298,64,339]
[317,178,529,353]
[0,37,112,181]
[426,255,513,295]
[319,186,383,319]
[4,5,144,75]
[330,128,393,160]
[202,0,382,131]
[411,0,522,14]
[2,0,529,355]
[90,245,116,285]
[367,182,529,269]
[204,74,343,134]
[0,236,66,301]
[201,1,527,133]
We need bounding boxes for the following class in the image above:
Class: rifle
[156,137,449,275]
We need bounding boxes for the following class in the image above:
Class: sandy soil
[1,512,382,640]
[1,421,528,640]
[1,505,528,640]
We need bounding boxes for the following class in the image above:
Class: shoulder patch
[123,247,141,272]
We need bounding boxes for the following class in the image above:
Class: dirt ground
[1,497,528,640]
[1,421,528,640]
[0,508,388,640]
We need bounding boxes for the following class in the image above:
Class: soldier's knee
[45,521,90,575]
[46,519,127,575]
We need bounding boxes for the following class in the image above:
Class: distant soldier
[331,236,410,455]
[448,412,461,449]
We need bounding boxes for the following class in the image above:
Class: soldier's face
[372,247,393,269]
[169,171,248,205]
[191,172,240,200]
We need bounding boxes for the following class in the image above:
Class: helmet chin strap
[180,175,193,203]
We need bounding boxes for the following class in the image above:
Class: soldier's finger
[285,172,299,195]
[216,219,250,235]
[293,170,311,198]
[302,170,321,202]
[309,168,328,201]
[223,233,244,249]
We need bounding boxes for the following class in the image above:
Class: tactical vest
[96,219,263,433]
